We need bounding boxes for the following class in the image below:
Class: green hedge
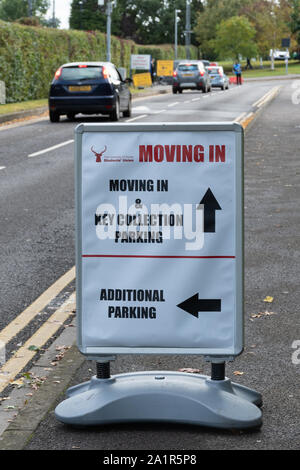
[0,20,198,103]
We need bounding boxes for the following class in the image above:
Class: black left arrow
[198,188,221,233]
[177,293,221,318]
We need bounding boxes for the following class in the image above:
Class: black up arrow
[177,294,221,318]
[198,188,221,233]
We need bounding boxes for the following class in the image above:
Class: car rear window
[60,66,103,81]
[178,64,198,72]
[207,67,219,74]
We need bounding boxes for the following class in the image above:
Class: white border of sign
[75,122,244,359]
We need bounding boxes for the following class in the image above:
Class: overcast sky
[46,0,72,29]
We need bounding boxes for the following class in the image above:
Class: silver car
[172,61,211,94]
[206,66,229,90]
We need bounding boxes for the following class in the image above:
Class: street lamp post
[106,1,113,62]
[175,9,181,60]
[98,1,115,63]
[52,0,56,28]
[185,0,191,60]
[79,1,83,30]
[28,0,32,17]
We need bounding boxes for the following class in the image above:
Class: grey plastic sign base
[55,371,262,429]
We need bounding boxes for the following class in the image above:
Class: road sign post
[55,122,262,429]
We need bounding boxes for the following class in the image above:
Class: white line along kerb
[28,139,74,158]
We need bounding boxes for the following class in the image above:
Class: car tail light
[78,64,87,68]
[199,70,204,76]
[218,70,223,77]
[54,67,62,80]
[173,70,177,77]
[102,66,109,79]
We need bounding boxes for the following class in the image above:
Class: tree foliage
[194,0,243,59]
[0,0,49,21]
[213,15,257,60]
[290,0,300,45]
[70,0,106,31]
[70,0,202,45]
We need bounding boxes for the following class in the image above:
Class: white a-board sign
[75,123,244,358]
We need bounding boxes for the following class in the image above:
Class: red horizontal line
[82,255,235,259]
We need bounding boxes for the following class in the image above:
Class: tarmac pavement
[0,80,300,451]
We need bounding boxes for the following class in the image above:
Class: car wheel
[67,113,76,121]
[110,98,120,121]
[49,110,60,122]
[178,88,182,94]
[123,98,132,117]
[172,88,178,94]
[202,85,208,93]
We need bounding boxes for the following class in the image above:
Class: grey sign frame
[75,122,244,359]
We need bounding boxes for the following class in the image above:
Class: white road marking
[125,114,148,122]
[0,166,6,170]
[191,97,201,101]
[184,100,191,104]
[132,105,151,113]
[167,102,179,107]
[28,139,74,158]
[153,109,167,114]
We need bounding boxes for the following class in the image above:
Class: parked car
[206,66,229,90]
[201,60,210,67]
[172,61,211,94]
[270,49,290,60]
[48,61,132,122]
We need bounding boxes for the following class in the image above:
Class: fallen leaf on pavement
[178,368,202,374]
[251,313,262,319]
[263,296,274,303]
[10,378,25,388]
[233,371,244,376]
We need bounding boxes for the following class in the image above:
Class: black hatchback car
[48,61,132,122]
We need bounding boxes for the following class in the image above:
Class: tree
[290,0,300,46]
[70,0,106,31]
[194,0,244,59]
[0,0,49,22]
[213,15,257,60]
[70,0,203,45]
[240,0,292,58]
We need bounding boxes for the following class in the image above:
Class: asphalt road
[1,80,299,449]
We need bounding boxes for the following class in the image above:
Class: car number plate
[69,85,92,92]
[182,73,194,77]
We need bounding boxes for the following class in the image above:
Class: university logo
[91,145,107,162]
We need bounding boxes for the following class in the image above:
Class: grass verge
[220,59,300,78]
[0,99,47,115]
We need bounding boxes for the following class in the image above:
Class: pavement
[0,80,299,450]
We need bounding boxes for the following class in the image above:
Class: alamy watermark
[291,80,300,105]
[95,196,205,251]
[291,340,300,365]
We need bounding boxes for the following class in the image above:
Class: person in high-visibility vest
[233,61,242,85]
